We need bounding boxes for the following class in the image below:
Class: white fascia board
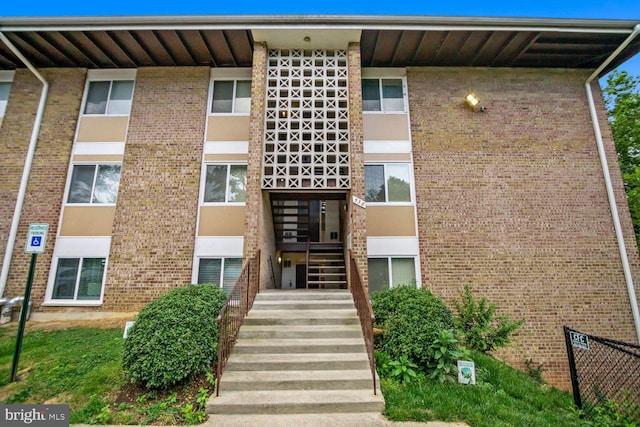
[367,237,419,256]
[194,237,245,257]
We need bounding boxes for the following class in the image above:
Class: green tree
[604,70,640,247]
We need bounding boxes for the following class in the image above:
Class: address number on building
[569,331,590,350]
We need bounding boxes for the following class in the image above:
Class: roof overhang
[0,14,638,75]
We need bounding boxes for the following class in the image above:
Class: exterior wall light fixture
[465,93,487,112]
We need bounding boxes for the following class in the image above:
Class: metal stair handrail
[349,252,377,395]
[216,250,260,397]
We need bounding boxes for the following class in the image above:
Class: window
[362,78,404,112]
[211,80,251,113]
[84,80,134,115]
[368,257,416,294]
[197,258,243,294]
[203,164,247,203]
[67,164,121,204]
[52,257,106,301]
[0,82,11,117]
[365,164,412,203]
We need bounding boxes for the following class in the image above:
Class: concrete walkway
[74,415,469,427]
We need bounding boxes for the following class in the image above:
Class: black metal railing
[215,250,260,397]
[564,326,640,422]
[349,254,377,395]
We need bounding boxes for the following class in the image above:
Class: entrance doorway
[295,264,307,289]
[271,193,347,289]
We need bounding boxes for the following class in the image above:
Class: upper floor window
[211,80,251,114]
[84,80,134,115]
[67,164,121,204]
[51,257,106,301]
[0,81,11,117]
[362,78,404,112]
[203,164,247,203]
[365,164,412,203]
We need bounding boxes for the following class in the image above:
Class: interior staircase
[206,289,383,423]
[308,242,347,289]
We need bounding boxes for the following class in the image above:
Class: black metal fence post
[563,326,582,409]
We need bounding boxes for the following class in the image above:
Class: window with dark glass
[84,80,134,115]
[52,258,106,301]
[211,80,251,113]
[204,164,247,203]
[197,258,243,294]
[365,164,411,203]
[362,78,404,112]
[0,81,11,117]
[67,164,121,204]
[367,257,416,294]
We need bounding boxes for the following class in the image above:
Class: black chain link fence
[564,326,640,422]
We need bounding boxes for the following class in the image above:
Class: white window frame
[208,79,251,115]
[0,70,15,118]
[195,256,243,290]
[44,237,111,306]
[49,257,107,302]
[64,162,122,206]
[364,162,414,205]
[201,163,247,205]
[367,256,419,291]
[81,69,136,117]
[361,72,407,114]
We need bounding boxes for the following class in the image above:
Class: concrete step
[238,324,362,339]
[246,309,357,319]
[252,300,354,310]
[206,389,384,415]
[256,291,351,301]
[225,352,371,371]
[205,412,390,427]
[220,369,374,391]
[232,338,366,354]
[244,316,360,326]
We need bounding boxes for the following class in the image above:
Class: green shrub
[122,284,227,389]
[452,285,524,353]
[427,329,471,383]
[372,285,455,370]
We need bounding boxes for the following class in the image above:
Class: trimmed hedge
[372,285,455,370]
[122,284,227,389]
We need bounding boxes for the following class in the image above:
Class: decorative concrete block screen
[262,49,351,189]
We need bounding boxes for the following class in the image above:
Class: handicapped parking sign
[25,223,49,254]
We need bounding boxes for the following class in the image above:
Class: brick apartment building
[0,15,639,388]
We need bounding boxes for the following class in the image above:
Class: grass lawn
[0,322,213,425]
[1,323,626,426]
[0,323,124,423]
[381,352,583,427]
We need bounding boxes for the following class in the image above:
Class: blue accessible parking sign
[25,224,48,254]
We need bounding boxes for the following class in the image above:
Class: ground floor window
[367,257,416,294]
[197,257,243,294]
[52,257,106,301]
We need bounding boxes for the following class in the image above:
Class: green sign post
[11,223,48,382]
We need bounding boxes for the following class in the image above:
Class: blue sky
[1,0,639,81]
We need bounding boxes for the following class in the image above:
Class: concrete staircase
[206,290,383,422]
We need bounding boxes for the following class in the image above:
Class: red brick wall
[0,69,86,306]
[408,67,640,388]
[347,42,368,285]
[243,43,270,288]
[103,67,209,311]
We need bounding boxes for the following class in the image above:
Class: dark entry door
[295,264,307,289]
[309,200,320,242]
